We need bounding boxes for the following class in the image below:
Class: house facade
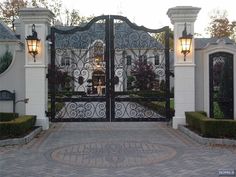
[53,22,168,95]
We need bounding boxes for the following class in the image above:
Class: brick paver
[0,122,235,177]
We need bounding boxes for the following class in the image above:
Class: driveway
[0,122,235,177]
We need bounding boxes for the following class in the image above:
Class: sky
[62,0,236,37]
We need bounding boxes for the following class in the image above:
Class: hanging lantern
[26,24,40,62]
[179,23,193,61]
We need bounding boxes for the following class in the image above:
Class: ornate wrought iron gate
[49,15,170,122]
[209,52,234,119]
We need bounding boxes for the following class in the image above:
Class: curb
[178,125,236,146]
[0,126,42,146]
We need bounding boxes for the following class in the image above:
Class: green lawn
[153,99,174,109]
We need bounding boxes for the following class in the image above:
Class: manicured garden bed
[0,113,36,140]
[185,111,236,139]
[0,112,19,121]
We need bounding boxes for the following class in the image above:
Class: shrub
[131,60,156,90]
[137,90,165,99]
[0,115,36,137]
[0,112,19,122]
[185,111,206,133]
[185,111,236,139]
[200,119,236,138]
[133,99,174,118]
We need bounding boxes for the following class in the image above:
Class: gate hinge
[46,34,53,45]
[169,70,174,77]
[46,74,49,78]
[46,34,51,41]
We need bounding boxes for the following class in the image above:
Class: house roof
[0,20,18,42]
[195,37,235,49]
[54,22,164,49]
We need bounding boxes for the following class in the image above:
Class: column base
[35,117,49,130]
[172,116,186,129]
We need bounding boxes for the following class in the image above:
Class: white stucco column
[19,8,54,130]
[167,6,201,129]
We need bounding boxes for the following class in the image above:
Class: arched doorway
[92,69,105,94]
[209,52,234,119]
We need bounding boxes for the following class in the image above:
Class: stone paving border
[0,126,42,146]
[178,125,236,146]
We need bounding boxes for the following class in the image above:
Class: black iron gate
[49,15,170,122]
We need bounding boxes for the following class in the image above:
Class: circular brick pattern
[51,141,176,168]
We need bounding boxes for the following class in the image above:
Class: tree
[0,0,27,30]
[207,9,236,39]
[48,64,73,92]
[154,29,174,50]
[0,0,92,30]
[131,60,156,91]
[0,49,13,74]
[30,0,63,21]
[65,9,93,26]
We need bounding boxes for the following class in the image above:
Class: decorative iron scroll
[55,102,106,119]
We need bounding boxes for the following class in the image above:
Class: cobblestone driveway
[0,122,236,177]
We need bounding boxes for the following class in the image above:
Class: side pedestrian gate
[49,15,171,122]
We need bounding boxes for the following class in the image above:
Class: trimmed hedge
[0,112,19,122]
[142,101,175,118]
[186,111,236,139]
[137,90,165,98]
[115,90,171,99]
[0,115,36,137]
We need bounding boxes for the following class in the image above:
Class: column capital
[167,6,201,24]
[19,8,54,24]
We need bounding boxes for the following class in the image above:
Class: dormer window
[139,55,147,64]
[127,55,132,65]
[61,57,70,66]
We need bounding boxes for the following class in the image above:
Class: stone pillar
[167,6,201,129]
[19,8,54,130]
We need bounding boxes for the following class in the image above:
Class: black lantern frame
[26,24,40,62]
[179,23,193,61]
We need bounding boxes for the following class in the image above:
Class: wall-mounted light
[179,23,193,61]
[26,24,40,62]
[95,57,102,68]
